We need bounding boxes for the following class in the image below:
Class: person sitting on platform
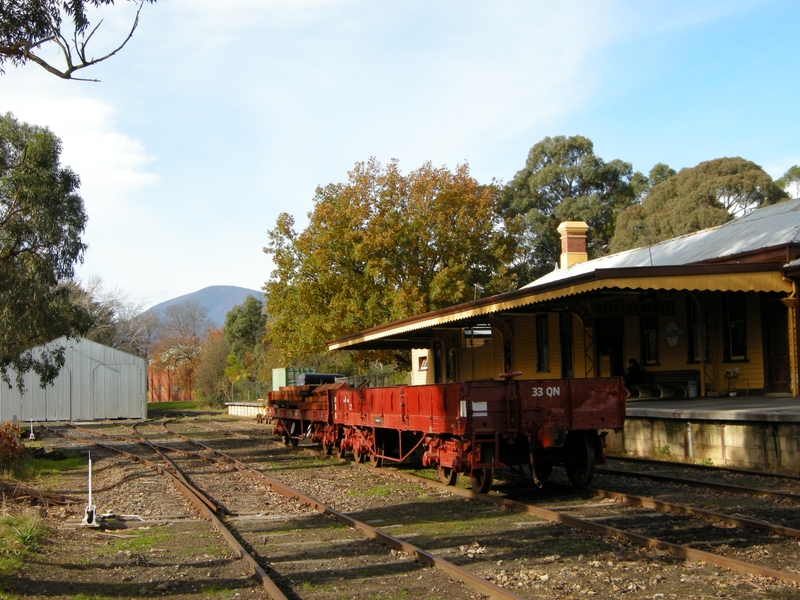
[624,358,642,397]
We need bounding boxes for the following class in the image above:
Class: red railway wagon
[268,376,624,493]
[268,381,348,446]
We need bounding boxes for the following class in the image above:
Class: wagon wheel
[370,436,384,468]
[289,421,300,447]
[336,443,348,459]
[469,444,494,494]
[565,434,595,490]
[354,450,368,464]
[437,465,458,486]
[282,435,290,446]
[323,444,333,456]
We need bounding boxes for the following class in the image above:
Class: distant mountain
[145,285,265,328]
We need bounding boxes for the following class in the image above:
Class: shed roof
[526,198,800,290]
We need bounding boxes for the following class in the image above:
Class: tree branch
[14,2,144,82]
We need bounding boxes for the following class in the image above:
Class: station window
[536,314,550,372]
[725,292,747,361]
[641,316,659,365]
[418,356,428,371]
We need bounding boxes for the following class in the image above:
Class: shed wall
[0,338,146,422]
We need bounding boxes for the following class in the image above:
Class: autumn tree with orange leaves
[264,158,517,367]
[147,302,209,401]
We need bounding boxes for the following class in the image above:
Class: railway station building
[328,198,800,469]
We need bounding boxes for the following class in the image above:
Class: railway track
[219,416,800,596]
[608,454,800,481]
[253,418,800,590]
[392,470,800,584]
[31,416,800,598]
[42,420,523,600]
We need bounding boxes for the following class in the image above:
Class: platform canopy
[327,264,792,351]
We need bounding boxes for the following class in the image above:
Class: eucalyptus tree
[0,112,90,389]
[0,0,157,81]
[611,157,788,252]
[500,135,637,283]
[777,165,800,198]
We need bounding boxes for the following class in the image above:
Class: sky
[2,0,799,309]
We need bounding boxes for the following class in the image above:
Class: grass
[0,553,22,579]
[0,514,48,584]
[300,581,336,593]
[368,592,410,599]
[147,401,199,414]
[198,585,238,597]
[4,452,85,481]
[96,528,171,555]
[652,444,673,461]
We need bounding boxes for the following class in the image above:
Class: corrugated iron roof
[525,198,800,290]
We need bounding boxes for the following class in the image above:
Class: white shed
[0,337,147,422]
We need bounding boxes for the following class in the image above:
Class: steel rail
[160,419,525,600]
[392,471,800,584]
[585,487,800,538]
[63,423,223,514]
[608,455,800,481]
[596,467,800,501]
[41,425,289,600]
[499,468,800,539]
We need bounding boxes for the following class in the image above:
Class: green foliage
[223,296,268,384]
[777,165,800,198]
[0,113,91,390]
[264,158,515,365]
[193,328,230,407]
[648,162,677,187]
[500,135,636,283]
[611,157,788,252]
[224,296,266,359]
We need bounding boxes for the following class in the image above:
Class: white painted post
[81,451,99,527]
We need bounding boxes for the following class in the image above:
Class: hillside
[145,285,264,328]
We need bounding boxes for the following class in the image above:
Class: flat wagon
[269,375,624,493]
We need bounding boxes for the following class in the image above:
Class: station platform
[606,394,800,471]
[625,394,800,423]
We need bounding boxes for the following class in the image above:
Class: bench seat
[630,369,700,398]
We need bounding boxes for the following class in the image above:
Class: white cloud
[3,0,792,307]
[0,70,159,220]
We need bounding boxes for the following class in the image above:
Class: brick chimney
[557,221,589,269]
